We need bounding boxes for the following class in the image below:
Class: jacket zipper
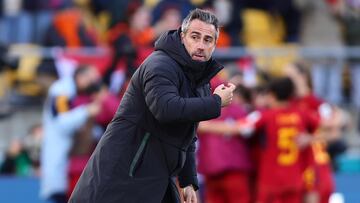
[129,132,150,177]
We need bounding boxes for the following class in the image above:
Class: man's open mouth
[193,54,205,60]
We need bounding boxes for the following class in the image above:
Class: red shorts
[205,170,250,203]
[256,183,302,203]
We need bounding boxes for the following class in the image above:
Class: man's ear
[180,32,185,43]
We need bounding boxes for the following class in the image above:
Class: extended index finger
[185,194,191,203]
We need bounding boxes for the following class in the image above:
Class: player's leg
[255,183,273,203]
[205,175,225,203]
[223,170,251,203]
[280,190,302,203]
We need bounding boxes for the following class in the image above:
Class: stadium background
[0,0,359,202]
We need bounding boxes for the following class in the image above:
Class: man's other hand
[183,185,197,203]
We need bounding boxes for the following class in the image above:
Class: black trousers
[49,193,67,203]
[162,179,181,203]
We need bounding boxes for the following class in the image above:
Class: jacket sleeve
[55,106,90,133]
[178,138,199,190]
[143,64,221,123]
[51,95,90,134]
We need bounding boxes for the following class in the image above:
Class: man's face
[181,19,217,62]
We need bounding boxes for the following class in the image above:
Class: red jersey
[291,94,323,123]
[291,94,323,111]
[254,105,319,193]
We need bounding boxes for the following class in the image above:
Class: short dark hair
[234,84,252,104]
[74,64,92,79]
[268,77,295,101]
[181,8,219,39]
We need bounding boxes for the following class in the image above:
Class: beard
[191,51,207,62]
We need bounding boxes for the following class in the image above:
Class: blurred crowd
[0,0,359,202]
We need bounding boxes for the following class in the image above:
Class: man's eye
[205,38,213,43]
[191,36,198,40]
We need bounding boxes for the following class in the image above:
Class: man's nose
[197,41,206,50]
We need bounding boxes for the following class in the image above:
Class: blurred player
[285,62,346,203]
[197,84,253,203]
[239,77,319,203]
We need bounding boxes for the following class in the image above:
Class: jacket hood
[154,28,223,85]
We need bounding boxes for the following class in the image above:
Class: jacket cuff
[178,176,199,191]
[213,94,222,106]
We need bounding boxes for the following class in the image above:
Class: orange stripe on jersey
[276,113,300,125]
[55,95,70,113]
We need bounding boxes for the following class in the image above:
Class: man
[40,65,101,203]
[69,9,235,203]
